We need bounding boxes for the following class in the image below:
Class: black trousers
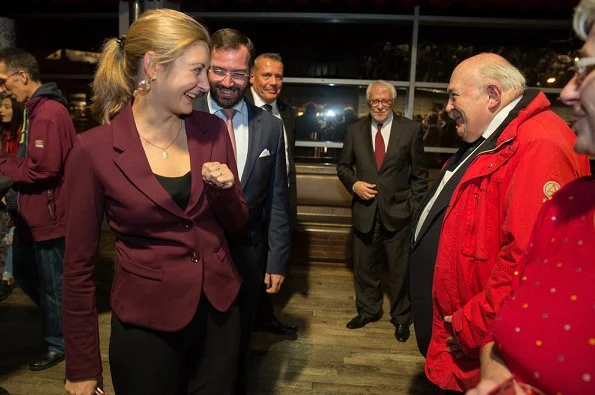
[353,214,411,326]
[109,296,240,395]
[235,262,264,395]
[254,279,275,325]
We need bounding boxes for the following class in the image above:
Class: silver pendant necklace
[139,121,183,159]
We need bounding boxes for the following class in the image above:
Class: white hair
[366,80,397,100]
[574,0,595,40]
[477,57,526,94]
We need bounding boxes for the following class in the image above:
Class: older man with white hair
[409,53,590,392]
[337,80,428,343]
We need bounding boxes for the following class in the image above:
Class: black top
[155,172,191,210]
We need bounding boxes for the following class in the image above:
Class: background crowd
[0,2,593,395]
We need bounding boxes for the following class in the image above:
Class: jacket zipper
[445,136,516,218]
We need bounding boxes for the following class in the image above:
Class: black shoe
[0,280,12,302]
[394,324,411,343]
[254,316,297,335]
[29,350,65,371]
[345,314,382,329]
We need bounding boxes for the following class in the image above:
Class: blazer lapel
[380,115,404,172]
[411,167,451,249]
[112,102,187,219]
[240,103,264,187]
[361,117,376,168]
[184,113,209,212]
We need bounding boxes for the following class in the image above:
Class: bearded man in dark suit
[193,29,291,395]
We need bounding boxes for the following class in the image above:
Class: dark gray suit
[194,94,291,393]
[245,90,297,224]
[337,114,427,325]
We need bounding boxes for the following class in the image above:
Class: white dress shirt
[250,87,290,177]
[414,95,523,241]
[207,92,249,180]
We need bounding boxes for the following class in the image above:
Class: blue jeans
[3,226,14,279]
[13,236,65,353]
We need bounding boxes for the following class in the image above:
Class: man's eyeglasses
[574,56,595,86]
[0,71,20,89]
[368,99,393,107]
[209,67,249,82]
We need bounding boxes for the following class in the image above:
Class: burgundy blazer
[62,102,248,380]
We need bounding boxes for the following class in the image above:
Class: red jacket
[62,103,248,380]
[425,92,590,391]
[0,84,76,242]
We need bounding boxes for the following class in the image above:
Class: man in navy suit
[245,52,298,336]
[193,28,291,395]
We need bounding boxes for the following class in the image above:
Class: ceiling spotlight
[546,77,556,84]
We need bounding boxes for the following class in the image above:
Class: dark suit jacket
[337,114,428,233]
[193,95,291,278]
[245,90,297,224]
[62,103,248,380]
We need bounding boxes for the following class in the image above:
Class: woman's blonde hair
[91,9,209,124]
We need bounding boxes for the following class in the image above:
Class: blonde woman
[63,9,247,395]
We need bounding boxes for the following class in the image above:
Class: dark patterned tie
[262,103,273,113]
[374,122,385,169]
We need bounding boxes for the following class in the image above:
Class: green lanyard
[19,107,28,146]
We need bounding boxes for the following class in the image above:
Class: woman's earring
[133,77,155,97]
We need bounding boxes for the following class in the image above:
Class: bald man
[408,53,590,392]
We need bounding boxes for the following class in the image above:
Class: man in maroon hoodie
[0,48,76,371]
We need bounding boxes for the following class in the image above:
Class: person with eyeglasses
[192,28,290,395]
[337,80,428,343]
[408,53,590,394]
[0,48,77,372]
[466,2,595,394]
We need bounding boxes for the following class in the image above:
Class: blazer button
[184,221,192,229]
[191,251,199,263]
[438,315,444,321]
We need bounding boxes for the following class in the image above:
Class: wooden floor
[0,230,441,395]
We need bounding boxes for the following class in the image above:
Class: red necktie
[375,122,385,169]
[222,108,237,160]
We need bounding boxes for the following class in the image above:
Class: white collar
[371,112,394,129]
[250,87,276,110]
[481,95,523,139]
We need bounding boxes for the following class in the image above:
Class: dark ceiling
[3,0,580,19]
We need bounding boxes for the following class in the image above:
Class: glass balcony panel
[416,25,579,88]
[284,84,407,164]
[201,19,413,80]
